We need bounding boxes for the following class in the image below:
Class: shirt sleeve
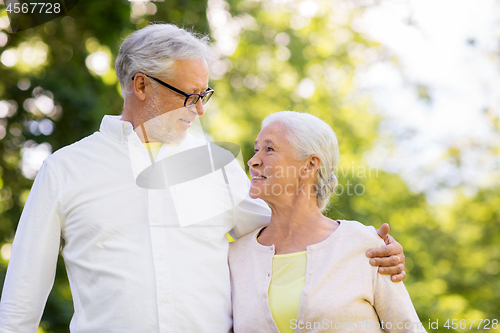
[231,190,271,239]
[223,158,271,239]
[0,159,63,333]
[373,274,427,333]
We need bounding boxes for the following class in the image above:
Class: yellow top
[268,251,307,333]
[143,142,163,161]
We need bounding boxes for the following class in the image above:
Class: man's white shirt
[0,115,271,333]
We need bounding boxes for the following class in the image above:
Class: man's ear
[133,74,148,101]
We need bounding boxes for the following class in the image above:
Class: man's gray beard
[146,114,186,144]
[145,95,187,144]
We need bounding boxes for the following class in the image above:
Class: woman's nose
[248,153,260,167]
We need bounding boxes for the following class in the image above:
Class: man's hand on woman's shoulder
[366,223,406,283]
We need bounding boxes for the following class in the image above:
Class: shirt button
[263,294,267,299]
[158,255,164,261]
[308,270,313,275]
[134,143,140,148]
[152,216,158,223]
[161,297,168,304]
[303,291,308,296]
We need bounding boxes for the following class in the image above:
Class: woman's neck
[258,195,339,254]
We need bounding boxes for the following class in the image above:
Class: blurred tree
[202,0,500,332]
[0,0,498,332]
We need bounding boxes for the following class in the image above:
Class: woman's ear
[300,155,321,179]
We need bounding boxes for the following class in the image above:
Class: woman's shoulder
[337,220,386,248]
[229,227,262,257]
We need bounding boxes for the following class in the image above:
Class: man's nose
[190,99,205,116]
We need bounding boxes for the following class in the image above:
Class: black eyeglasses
[132,74,214,107]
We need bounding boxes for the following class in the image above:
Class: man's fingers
[369,254,400,267]
[366,231,403,258]
[376,223,390,241]
[398,252,405,265]
[366,241,403,258]
[366,245,390,258]
[367,228,407,282]
[378,262,404,275]
[391,270,406,283]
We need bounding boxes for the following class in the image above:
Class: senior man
[0,24,405,332]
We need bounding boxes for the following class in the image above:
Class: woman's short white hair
[261,111,339,211]
[115,23,212,95]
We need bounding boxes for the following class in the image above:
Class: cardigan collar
[250,220,345,255]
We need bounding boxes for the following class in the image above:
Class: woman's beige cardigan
[229,220,427,333]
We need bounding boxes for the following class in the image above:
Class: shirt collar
[99,115,206,149]
[98,115,210,180]
[99,115,134,144]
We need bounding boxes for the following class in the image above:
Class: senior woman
[229,111,426,333]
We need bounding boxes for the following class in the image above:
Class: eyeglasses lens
[186,95,199,107]
[185,91,213,107]
[202,91,213,104]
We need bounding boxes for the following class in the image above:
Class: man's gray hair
[261,111,339,211]
[115,23,212,95]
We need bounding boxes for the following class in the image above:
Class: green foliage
[204,1,500,332]
[0,1,498,332]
